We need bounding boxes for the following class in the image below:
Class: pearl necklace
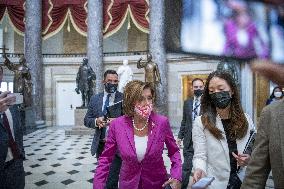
[132,118,148,131]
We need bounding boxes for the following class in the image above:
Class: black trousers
[0,159,25,189]
[227,173,242,189]
[105,154,122,189]
[96,141,122,189]
[181,153,193,189]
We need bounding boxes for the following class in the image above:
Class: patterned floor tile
[23,127,274,189]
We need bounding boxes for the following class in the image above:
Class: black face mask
[105,83,118,93]
[210,91,231,109]
[194,89,204,97]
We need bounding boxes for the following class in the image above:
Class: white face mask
[274,91,282,98]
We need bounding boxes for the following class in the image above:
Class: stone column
[25,1,44,125]
[149,0,168,115]
[241,63,253,119]
[87,0,104,93]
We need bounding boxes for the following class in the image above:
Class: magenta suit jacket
[94,112,182,189]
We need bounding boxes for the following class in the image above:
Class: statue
[75,58,96,107]
[137,54,161,89]
[217,59,240,86]
[117,59,133,92]
[3,54,32,108]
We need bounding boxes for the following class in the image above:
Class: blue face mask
[105,83,118,93]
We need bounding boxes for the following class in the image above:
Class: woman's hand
[193,168,206,184]
[232,152,251,167]
[162,178,181,189]
[176,138,182,148]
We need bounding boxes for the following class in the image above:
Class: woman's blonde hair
[123,80,155,117]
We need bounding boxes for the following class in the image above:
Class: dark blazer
[84,91,123,156]
[0,105,25,169]
[0,105,25,189]
[178,98,194,155]
[241,100,284,189]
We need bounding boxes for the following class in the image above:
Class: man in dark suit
[84,70,123,189]
[241,61,284,188]
[0,66,25,189]
[177,78,204,189]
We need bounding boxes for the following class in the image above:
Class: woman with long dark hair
[266,86,283,105]
[192,70,255,189]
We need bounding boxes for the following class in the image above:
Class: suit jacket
[84,91,123,156]
[241,100,284,189]
[192,114,255,189]
[178,98,194,156]
[94,112,182,189]
[0,105,25,171]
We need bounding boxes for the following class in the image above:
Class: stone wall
[103,21,128,52]
[167,55,218,132]
[11,20,148,54]
[127,21,148,51]
[41,55,218,130]
[14,32,24,53]
[43,30,64,54]
[63,23,86,53]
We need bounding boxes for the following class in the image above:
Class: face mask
[105,83,118,93]
[194,89,204,97]
[134,103,153,119]
[210,91,231,109]
[274,91,282,98]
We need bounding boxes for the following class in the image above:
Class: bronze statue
[3,54,32,107]
[217,60,240,86]
[75,58,96,107]
[137,54,161,89]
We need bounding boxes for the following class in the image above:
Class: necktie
[102,94,111,140]
[103,94,111,116]
[2,113,20,159]
[192,98,200,121]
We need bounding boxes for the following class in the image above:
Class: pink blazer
[94,112,182,189]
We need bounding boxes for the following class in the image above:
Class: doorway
[181,74,208,101]
[56,81,81,126]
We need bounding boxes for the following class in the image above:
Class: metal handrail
[0,51,148,58]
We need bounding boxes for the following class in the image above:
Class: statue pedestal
[23,106,44,135]
[65,108,95,135]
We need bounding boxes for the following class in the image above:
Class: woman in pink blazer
[94,80,182,189]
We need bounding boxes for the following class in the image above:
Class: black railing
[0,51,148,58]
[0,53,24,58]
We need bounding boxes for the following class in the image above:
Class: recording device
[103,100,124,138]
[236,129,256,180]
[191,177,215,189]
[164,184,173,189]
[166,0,284,62]
[7,93,23,105]
[243,129,256,155]
[104,100,123,120]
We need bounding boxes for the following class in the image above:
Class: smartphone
[192,177,215,189]
[164,184,172,189]
[7,93,23,105]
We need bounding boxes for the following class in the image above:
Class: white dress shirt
[134,135,148,162]
[101,91,116,112]
[5,109,15,162]
[192,96,202,120]
[95,91,116,127]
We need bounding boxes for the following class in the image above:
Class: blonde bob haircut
[123,80,155,117]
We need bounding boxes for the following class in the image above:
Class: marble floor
[23,127,274,189]
[24,128,95,189]
[23,127,175,189]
